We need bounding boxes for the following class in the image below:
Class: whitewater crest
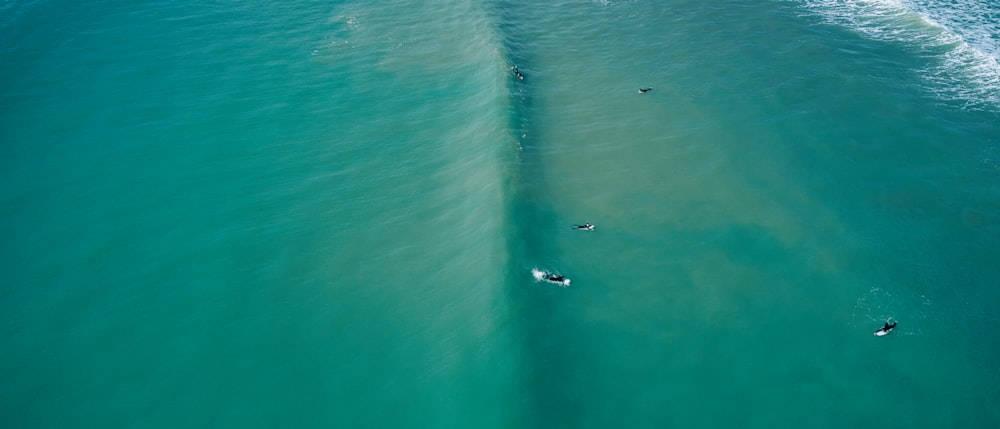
[797,0,1000,110]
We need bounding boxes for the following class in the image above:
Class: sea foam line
[797,0,1000,110]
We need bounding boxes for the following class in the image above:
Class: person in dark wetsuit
[512,65,524,80]
[546,275,566,283]
[638,87,653,93]
[573,223,595,231]
[874,318,897,336]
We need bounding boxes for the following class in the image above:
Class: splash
[531,268,570,287]
[852,286,933,336]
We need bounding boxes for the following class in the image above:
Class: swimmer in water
[874,318,897,336]
[573,223,595,231]
[638,87,653,93]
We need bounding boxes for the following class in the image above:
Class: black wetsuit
[878,322,897,334]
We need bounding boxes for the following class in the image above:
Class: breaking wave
[797,0,1000,110]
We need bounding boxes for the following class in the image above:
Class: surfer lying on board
[512,65,524,80]
[874,318,897,336]
[532,268,571,286]
[638,87,653,93]
[546,274,567,283]
[573,223,595,231]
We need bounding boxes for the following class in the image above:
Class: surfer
[545,274,570,286]
[573,223,595,231]
[638,87,653,93]
[874,318,897,336]
[512,65,524,80]
[532,268,570,286]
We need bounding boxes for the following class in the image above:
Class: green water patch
[1,0,525,427]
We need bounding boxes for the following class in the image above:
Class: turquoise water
[2,0,999,427]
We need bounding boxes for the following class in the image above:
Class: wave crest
[797,0,1000,110]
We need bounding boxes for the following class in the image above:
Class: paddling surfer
[874,318,897,336]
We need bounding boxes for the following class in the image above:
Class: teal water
[2,0,999,427]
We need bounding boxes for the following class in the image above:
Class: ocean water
[2,0,998,427]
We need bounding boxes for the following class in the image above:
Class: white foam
[797,0,1000,110]
[903,0,1000,59]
